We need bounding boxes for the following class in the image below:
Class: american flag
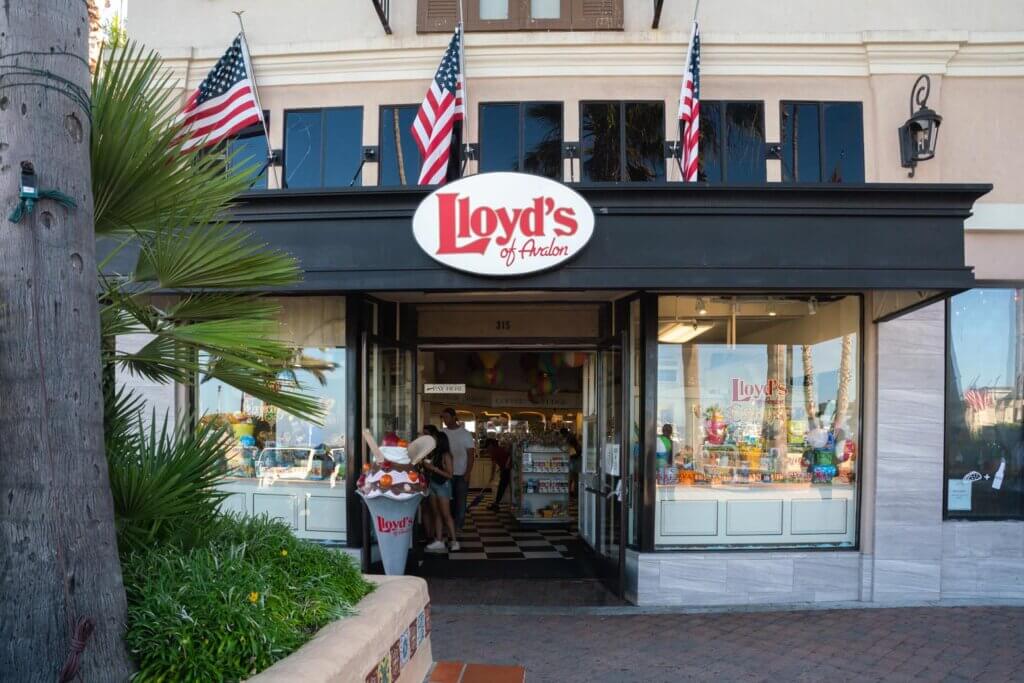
[412,26,465,186]
[964,388,992,412]
[677,21,701,182]
[178,34,263,153]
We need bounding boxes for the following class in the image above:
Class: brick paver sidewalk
[431,606,1024,682]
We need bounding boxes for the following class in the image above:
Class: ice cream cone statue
[357,429,434,575]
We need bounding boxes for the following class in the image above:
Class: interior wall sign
[412,172,595,276]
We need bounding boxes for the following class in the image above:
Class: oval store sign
[412,172,595,276]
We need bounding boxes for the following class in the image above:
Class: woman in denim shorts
[422,431,459,552]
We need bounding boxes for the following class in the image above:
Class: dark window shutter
[418,0,458,33]
[570,0,623,30]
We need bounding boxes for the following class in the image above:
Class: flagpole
[457,0,470,176]
[677,3,699,182]
[233,10,281,189]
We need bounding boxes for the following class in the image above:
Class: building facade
[125,0,1024,606]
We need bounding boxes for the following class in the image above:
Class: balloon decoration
[467,351,505,387]
[522,353,561,404]
[562,351,588,368]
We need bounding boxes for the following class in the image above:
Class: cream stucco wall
[126,2,1024,280]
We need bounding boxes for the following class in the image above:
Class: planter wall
[249,575,432,683]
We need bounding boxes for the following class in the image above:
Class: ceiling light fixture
[768,299,777,317]
[808,297,818,316]
[658,320,715,344]
[696,298,708,316]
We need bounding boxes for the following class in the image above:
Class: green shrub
[121,515,373,682]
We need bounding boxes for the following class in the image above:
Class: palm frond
[132,224,300,290]
[108,415,231,553]
[204,361,326,422]
[92,41,256,236]
[166,294,281,323]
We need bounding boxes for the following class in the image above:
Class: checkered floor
[432,489,579,561]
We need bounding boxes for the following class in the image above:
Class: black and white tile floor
[438,490,579,561]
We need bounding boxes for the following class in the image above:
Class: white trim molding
[965,203,1024,231]
[159,30,1024,89]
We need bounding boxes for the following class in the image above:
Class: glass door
[361,333,416,571]
[598,346,623,566]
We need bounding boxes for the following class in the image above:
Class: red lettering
[519,197,546,237]
[376,515,415,534]
[471,206,497,237]
[436,193,489,255]
[553,207,578,236]
[495,207,523,246]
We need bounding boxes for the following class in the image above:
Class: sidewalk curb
[431,597,1024,617]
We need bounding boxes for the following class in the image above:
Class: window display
[655,295,860,547]
[946,288,1024,519]
[200,297,349,542]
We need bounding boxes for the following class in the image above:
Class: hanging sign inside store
[423,383,466,394]
[412,172,595,276]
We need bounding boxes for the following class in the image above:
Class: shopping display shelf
[522,469,569,474]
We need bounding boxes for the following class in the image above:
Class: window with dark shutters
[570,0,623,30]
[417,0,459,33]
[417,0,622,32]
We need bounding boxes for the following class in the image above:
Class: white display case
[515,444,571,524]
[217,446,348,543]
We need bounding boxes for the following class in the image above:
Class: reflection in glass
[724,102,765,182]
[655,295,860,548]
[625,102,665,182]
[226,132,268,189]
[823,102,864,183]
[781,102,821,182]
[523,102,562,179]
[199,347,347,484]
[480,0,509,19]
[782,102,864,183]
[697,101,722,182]
[379,105,421,186]
[581,103,620,182]
[284,111,322,188]
[947,288,1024,518]
[323,107,364,187]
[480,103,520,173]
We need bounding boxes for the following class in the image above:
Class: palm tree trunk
[0,3,133,679]
[393,109,407,185]
[765,345,788,453]
[682,345,701,452]
[834,334,854,431]
[802,344,817,426]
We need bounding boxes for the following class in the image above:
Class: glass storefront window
[946,288,1024,519]
[198,298,348,490]
[655,295,861,548]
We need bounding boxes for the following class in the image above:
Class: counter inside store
[655,421,857,547]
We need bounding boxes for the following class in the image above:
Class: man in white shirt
[441,407,476,530]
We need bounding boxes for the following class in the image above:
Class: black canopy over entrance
[210,183,989,293]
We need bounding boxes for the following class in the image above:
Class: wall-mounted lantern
[899,74,942,177]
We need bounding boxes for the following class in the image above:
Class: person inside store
[560,427,581,501]
[441,407,476,530]
[484,437,513,511]
[421,429,459,553]
[420,425,440,540]
[657,423,675,469]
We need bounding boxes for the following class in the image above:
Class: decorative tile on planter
[364,602,431,683]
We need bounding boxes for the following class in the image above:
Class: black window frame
[688,99,766,183]
[377,103,422,187]
[478,100,565,181]
[943,284,1024,521]
[283,106,364,189]
[579,99,666,183]
[779,100,865,184]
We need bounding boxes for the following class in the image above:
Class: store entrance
[415,348,591,578]
[358,295,634,601]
